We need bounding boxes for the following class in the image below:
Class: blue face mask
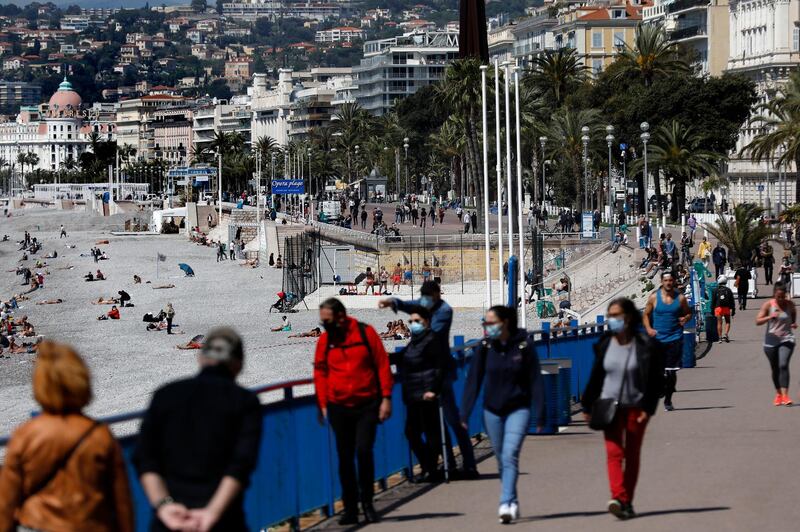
[409,322,426,335]
[607,317,625,333]
[485,323,503,339]
[419,295,434,309]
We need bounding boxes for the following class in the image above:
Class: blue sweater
[461,329,545,420]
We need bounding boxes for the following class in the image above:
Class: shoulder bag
[589,344,634,431]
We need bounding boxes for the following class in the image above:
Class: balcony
[666,0,708,15]
[669,25,706,41]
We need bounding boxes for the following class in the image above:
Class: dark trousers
[464,223,470,233]
[405,400,443,474]
[738,291,748,310]
[714,263,722,279]
[166,317,173,334]
[328,400,379,512]
[230,249,235,260]
[440,379,476,470]
[764,264,773,285]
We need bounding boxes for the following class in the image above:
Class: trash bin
[529,365,559,435]
[545,358,573,426]
[705,314,718,343]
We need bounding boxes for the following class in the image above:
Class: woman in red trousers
[581,298,664,520]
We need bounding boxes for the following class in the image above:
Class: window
[592,59,603,75]
[592,31,603,48]
[613,31,625,48]
[793,27,799,52]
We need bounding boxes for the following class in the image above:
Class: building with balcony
[723,0,800,205]
[115,94,186,161]
[642,0,729,75]
[222,1,341,22]
[488,24,517,63]
[551,0,647,76]
[353,30,459,116]
[151,107,193,166]
[0,81,41,115]
[192,98,252,155]
[511,12,558,66]
[315,26,366,43]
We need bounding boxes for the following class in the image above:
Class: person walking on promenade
[762,243,775,285]
[314,298,393,525]
[756,282,797,406]
[463,210,471,233]
[643,271,692,411]
[680,231,692,266]
[379,281,478,478]
[59,224,67,238]
[390,306,449,482]
[779,256,793,286]
[461,305,544,524]
[164,303,175,334]
[696,236,712,269]
[582,298,664,521]
[0,341,134,532]
[712,276,736,342]
[229,240,235,261]
[712,242,727,279]
[420,207,427,228]
[470,211,478,234]
[360,208,367,230]
[134,327,262,532]
[687,213,697,240]
[734,263,752,310]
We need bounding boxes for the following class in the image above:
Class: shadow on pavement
[380,512,464,522]
[517,510,607,522]
[676,388,726,393]
[637,506,731,518]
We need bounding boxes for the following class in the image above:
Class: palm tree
[744,70,800,203]
[434,58,485,228]
[705,204,779,267]
[332,102,372,181]
[16,152,26,187]
[541,108,602,208]
[614,24,691,87]
[431,116,466,199]
[631,121,721,221]
[524,48,587,108]
[88,131,102,154]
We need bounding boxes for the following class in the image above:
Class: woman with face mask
[582,298,665,520]
[390,307,449,482]
[460,306,544,524]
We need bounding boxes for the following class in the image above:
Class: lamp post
[403,137,409,196]
[605,125,615,229]
[216,149,222,223]
[581,126,589,212]
[539,136,547,208]
[640,122,650,218]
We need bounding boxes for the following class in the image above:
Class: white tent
[151,207,187,233]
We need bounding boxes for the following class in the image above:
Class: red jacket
[314,317,393,409]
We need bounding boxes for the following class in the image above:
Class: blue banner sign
[272,179,305,194]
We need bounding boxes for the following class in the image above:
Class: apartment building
[222,1,341,22]
[115,94,186,161]
[0,81,41,115]
[353,30,459,116]
[315,26,367,43]
[192,98,252,154]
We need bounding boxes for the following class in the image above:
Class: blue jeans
[483,407,530,505]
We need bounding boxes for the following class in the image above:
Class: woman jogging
[390,307,449,482]
[582,298,664,520]
[756,282,797,406]
[461,306,544,524]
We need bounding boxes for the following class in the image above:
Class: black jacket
[581,332,665,416]
[390,329,448,403]
[133,365,262,528]
[461,328,545,420]
[711,285,736,311]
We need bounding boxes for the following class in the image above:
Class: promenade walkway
[366,305,799,531]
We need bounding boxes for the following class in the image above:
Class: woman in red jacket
[314,298,393,526]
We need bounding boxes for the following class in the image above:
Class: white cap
[718,275,728,284]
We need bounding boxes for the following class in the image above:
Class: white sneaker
[509,502,520,520]
[498,504,512,524]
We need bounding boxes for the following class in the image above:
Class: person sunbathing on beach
[44,250,57,259]
[270,315,291,332]
[152,284,175,289]
[20,323,35,337]
[133,275,142,284]
[4,336,40,355]
[95,269,105,280]
[36,299,62,305]
[288,327,322,338]
[23,279,39,294]
[176,334,205,349]
[84,272,94,282]
[379,321,396,339]
[97,305,120,320]
[93,297,119,305]
[241,258,259,268]
[56,265,74,270]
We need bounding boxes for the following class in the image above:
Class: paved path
[367,303,800,531]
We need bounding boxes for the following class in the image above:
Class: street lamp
[539,136,547,207]
[216,149,222,223]
[403,137,409,196]
[640,122,650,217]
[605,125,615,230]
[581,126,590,212]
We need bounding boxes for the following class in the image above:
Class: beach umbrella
[178,263,195,277]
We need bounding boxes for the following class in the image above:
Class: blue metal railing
[1,324,606,531]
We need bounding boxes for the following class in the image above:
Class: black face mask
[321,321,340,335]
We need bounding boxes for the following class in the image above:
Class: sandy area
[0,207,488,437]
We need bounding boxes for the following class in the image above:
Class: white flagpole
[494,60,504,304]
[156,253,159,279]
[481,65,492,308]
[514,65,526,327]
[503,61,514,265]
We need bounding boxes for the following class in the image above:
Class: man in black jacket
[711,275,736,342]
[134,327,262,531]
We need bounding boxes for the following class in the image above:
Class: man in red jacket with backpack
[314,298,393,526]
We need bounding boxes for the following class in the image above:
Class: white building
[642,0,730,75]
[354,30,459,116]
[192,97,252,154]
[0,78,106,176]
[511,12,557,66]
[315,26,366,43]
[724,0,800,206]
[222,1,341,22]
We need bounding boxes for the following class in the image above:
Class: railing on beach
[0,323,608,531]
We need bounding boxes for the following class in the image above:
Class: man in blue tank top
[643,271,693,411]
